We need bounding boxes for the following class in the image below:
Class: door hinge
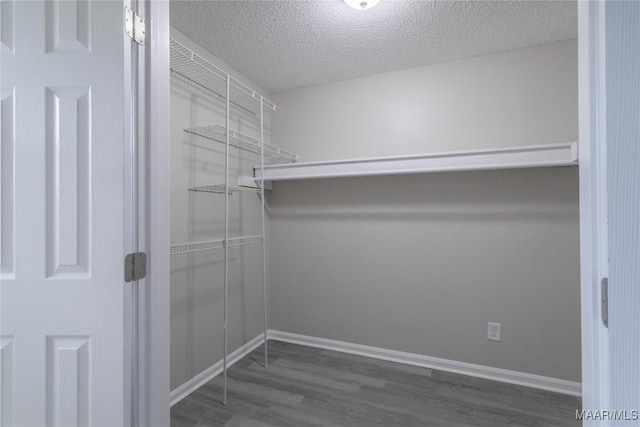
[124,6,146,45]
[601,277,608,328]
[125,252,147,282]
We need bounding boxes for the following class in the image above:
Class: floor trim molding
[170,334,265,407]
[268,330,582,397]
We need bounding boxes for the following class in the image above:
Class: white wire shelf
[184,125,298,163]
[255,142,578,182]
[226,235,264,248]
[170,39,283,116]
[170,239,224,256]
[188,184,260,194]
[170,235,264,255]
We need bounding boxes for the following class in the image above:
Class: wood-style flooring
[171,341,581,427]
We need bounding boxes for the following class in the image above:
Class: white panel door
[1,1,127,425]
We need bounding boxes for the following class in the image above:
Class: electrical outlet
[488,322,501,341]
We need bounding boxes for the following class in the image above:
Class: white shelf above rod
[170,235,264,255]
[255,142,578,182]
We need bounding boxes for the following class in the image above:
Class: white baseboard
[268,330,582,397]
[170,334,265,407]
[170,329,581,406]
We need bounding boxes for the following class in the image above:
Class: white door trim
[140,1,171,425]
[122,0,171,424]
[578,1,609,421]
[143,3,606,424]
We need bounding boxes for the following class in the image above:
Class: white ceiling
[170,1,577,93]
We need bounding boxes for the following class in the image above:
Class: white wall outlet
[488,322,501,341]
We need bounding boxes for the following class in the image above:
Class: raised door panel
[47,336,90,426]
[1,89,15,278]
[45,0,91,53]
[0,336,14,426]
[45,86,91,278]
[0,0,14,53]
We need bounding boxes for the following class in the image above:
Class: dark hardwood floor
[171,341,581,427]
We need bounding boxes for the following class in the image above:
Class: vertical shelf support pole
[260,98,268,368]
[223,75,230,405]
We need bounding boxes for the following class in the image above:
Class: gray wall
[269,40,581,381]
[170,30,271,391]
[272,40,578,161]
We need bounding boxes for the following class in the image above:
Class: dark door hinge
[601,277,608,328]
[125,252,147,282]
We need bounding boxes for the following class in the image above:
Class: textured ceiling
[170,1,577,93]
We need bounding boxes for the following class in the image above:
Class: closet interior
[168,1,581,425]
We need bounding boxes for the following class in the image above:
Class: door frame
[141,1,609,424]
[578,0,609,421]
[138,0,170,425]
